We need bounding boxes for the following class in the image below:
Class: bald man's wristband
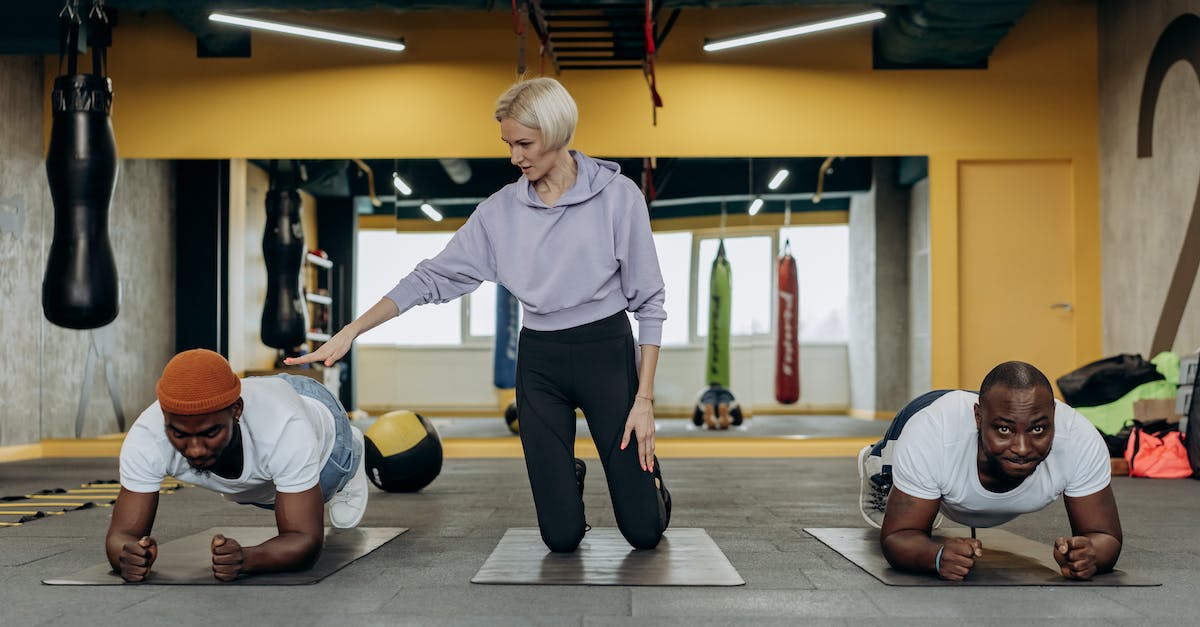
[934,545,945,574]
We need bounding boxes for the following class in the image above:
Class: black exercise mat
[43,527,406,585]
[805,527,1158,586]
[471,527,744,586]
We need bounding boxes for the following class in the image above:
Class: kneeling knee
[542,528,584,553]
[622,525,663,550]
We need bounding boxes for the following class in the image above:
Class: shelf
[306,331,332,342]
[305,292,333,306]
[305,253,333,269]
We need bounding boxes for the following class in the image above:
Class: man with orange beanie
[105,349,368,582]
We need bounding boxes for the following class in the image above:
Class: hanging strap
[643,0,663,124]
[58,0,81,76]
[87,0,111,78]
[512,0,526,76]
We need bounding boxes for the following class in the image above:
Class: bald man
[857,361,1123,581]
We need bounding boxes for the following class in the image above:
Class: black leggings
[516,311,667,552]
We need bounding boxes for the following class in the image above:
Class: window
[696,236,773,337]
[354,227,841,347]
[651,231,691,346]
[468,282,497,337]
[779,225,849,342]
[355,230,461,345]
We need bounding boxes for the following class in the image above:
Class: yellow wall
[46,0,1102,387]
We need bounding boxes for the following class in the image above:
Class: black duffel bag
[1057,354,1164,408]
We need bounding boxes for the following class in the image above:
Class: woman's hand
[620,396,656,472]
[286,298,399,367]
[283,324,358,367]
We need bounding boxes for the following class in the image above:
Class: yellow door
[958,160,1075,394]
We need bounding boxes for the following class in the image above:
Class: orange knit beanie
[156,349,242,415]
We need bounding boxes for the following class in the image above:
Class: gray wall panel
[908,177,931,398]
[0,56,48,446]
[1099,0,1200,356]
[0,56,174,444]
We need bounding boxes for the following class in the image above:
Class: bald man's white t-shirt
[119,377,337,505]
[891,390,1111,528]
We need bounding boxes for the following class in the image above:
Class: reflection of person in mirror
[286,77,672,553]
[692,383,744,430]
[858,361,1123,581]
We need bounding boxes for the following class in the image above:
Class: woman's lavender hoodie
[385,151,667,346]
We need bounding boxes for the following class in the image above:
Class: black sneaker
[573,458,586,496]
[574,458,590,533]
[652,460,671,530]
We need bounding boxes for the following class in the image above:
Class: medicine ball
[364,410,442,493]
[504,401,519,435]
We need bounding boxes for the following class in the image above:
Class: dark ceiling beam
[874,0,1034,68]
[7,1,1031,71]
[105,1,498,10]
[103,0,903,10]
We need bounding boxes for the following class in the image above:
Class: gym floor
[3,450,1200,625]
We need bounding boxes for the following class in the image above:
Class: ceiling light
[420,203,444,222]
[392,173,413,196]
[209,13,406,52]
[703,11,886,52]
[767,169,790,190]
[748,198,764,216]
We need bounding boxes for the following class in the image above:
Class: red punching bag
[775,240,800,404]
[43,6,120,330]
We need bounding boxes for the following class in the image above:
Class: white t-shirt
[120,377,337,505]
[891,390,1111,528]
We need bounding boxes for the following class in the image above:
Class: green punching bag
[706,240,732,388]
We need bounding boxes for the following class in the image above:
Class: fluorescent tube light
[392,173,413,196]
[767,169,790,190]
[703,11,885,52]
[420,203,444,222]
[209,13,406,52]
[748,198,764,216]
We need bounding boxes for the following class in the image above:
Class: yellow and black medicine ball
[364,410,443,493]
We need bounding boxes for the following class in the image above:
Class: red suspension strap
[512,0,526,76]
[643,0,663,124]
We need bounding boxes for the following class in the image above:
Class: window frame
[689,226,781,347]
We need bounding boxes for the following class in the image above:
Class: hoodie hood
[517,151,620,209]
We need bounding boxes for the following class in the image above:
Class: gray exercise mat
[43,527,406,585]
[471,527,744,586]
[806,527,1158,587]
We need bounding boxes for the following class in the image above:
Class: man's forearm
[881,530,942,574]
[1086,532,1122,573]
[241,532,323,574]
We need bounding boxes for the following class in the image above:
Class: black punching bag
[261,185,309,350]
[42,12,120,330]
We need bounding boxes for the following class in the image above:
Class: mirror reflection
[235,155,930,440]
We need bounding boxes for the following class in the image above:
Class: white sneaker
[329,426,368,529]
[857,444,889,529]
